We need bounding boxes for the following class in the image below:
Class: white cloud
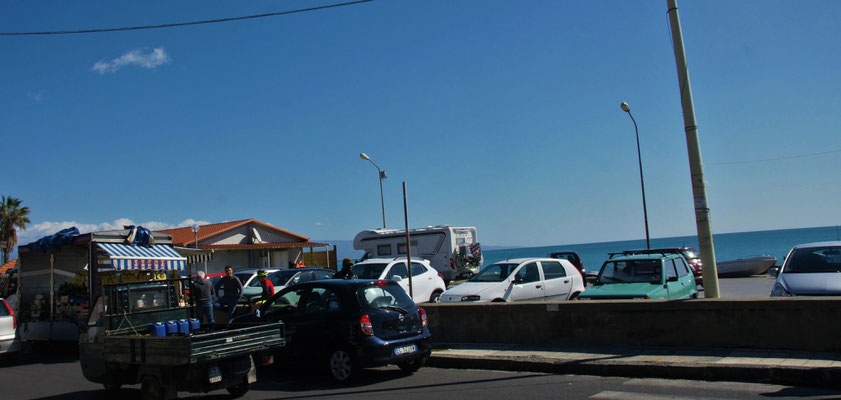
[28,91,43,102]
[314,222,332,227]
[92,47,171,74]
[17,218,211,247]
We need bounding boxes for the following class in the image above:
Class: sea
[482,225,841,273]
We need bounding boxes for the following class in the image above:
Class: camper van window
[377,244,392,256]
[397,240,418,255]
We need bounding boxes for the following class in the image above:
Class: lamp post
[191,224,204,274]
[621,102,651,250]
[360,152,387,229]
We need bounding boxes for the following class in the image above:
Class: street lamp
[360,153,387,229]
[621,102,651,250]
[191,224,204,274]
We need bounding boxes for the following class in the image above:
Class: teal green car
[578,254,698,300]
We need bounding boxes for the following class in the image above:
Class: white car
[352,258,447,303]
[439,258,585,303]
[0,298,21,357]
[771,241,841,296]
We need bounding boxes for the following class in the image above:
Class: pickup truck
[80,279,285,400]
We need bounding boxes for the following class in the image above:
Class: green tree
[0,195,31,264]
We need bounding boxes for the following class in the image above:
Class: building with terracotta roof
[157,219,335,273]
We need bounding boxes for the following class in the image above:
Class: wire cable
[0,0,374,36]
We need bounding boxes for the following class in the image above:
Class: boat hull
[716,256,777,278]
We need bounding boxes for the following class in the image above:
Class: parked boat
[716,255,777,278]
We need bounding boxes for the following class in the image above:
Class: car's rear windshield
[353,263,388,279]
[598,260,662,284]
[470,263,518,282]
[357,283,416,310]
[785,246,841,273]
[268,270,299,286]
[681,250,699,260]
[0,300,8,316]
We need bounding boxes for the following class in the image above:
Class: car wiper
[379,305,408,314]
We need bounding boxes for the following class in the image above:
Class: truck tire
[141,376,164,400]
[397,356,426,372]
[328,348,358,383]
[226,381,250,397]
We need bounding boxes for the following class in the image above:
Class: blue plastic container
[177,319,190,334]
[165,321,178,335]
[148,322,166,337]
[188,318,200,332]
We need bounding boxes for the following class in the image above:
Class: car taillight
[438,273,444,280]
[449,258,455,270]
[418,307,427,328]
[2,300,15,330]
[375,280,389,287]
[359,314,374,336]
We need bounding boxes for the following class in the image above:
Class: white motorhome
[353,226,482,284]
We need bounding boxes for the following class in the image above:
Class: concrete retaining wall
[423,298,841,352]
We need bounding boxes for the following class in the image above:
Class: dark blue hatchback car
[231,279,432,382]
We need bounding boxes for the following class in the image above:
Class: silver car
[771,241,841,296]
[0,298,21,357]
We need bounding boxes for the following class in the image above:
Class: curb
[427,352,841,389]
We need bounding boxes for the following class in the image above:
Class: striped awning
[97,243,187,271]
[186,252,213,265]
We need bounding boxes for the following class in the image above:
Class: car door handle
[535,285,542,289]
[564,279,570,284]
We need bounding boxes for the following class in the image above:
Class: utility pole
[667,0,720,298]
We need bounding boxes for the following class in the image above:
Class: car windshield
[681,250,699,260]
[598,260,662,284]
[234,273,253,285]
[267,270,299,286]
[357,283,416,311]
[470,263,518,282]
[785,247,841,273]
[353,263,388,279]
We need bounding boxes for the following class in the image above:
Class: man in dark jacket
[191,271,215,323]
[333,258,356,280]
[215,265,243,321]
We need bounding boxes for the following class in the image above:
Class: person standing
[216,266,243,322]
[333,258,356,279]
[191,270,215,324]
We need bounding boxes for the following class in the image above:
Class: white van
[353,226,482,284]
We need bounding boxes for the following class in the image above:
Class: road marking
[591,390,723,400]
[622,378,788,393]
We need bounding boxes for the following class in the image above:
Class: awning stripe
[97,243,187,271]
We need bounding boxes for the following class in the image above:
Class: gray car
[770,241,841,296]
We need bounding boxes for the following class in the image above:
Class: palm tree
[0,196,31,264]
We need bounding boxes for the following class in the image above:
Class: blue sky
[3,0,841,255]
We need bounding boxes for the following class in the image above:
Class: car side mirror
[512,278,524,284]
[255,309,261,318]
[769,267,779,277]
[392,275,403,282]
[667,276,678,282]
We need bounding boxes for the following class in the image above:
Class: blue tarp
[27,227,80,253]
[123,225,155,247]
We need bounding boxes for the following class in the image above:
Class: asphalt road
[1,351,839,400]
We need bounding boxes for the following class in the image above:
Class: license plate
[393,344,417,356]
[208,365,222,384]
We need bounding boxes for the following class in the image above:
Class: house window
[377,244,392,256]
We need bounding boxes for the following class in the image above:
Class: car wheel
[328,348,358,383]
[429,290,442,303]
[568,292,581,300]
[397,356,427,372]
[491,298,506,303]
[140,376,164,400]
[226,381,250,397]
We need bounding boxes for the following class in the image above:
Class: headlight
[461,295,480,301]
[770,282,792,297]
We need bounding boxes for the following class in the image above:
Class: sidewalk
[427,343,841,388]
